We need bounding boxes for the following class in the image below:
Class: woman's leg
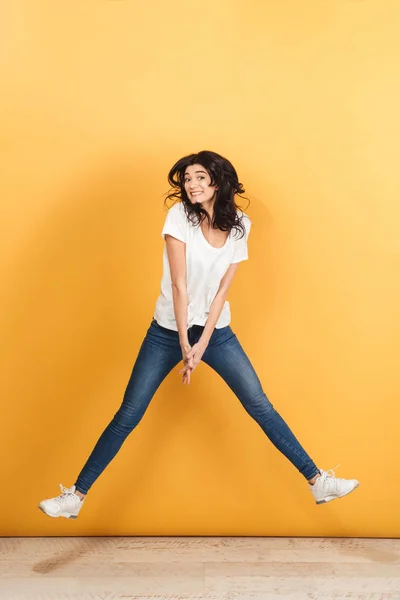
[74,320,182,495]
[201,326,320,481]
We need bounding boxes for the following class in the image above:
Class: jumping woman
[39,150,359,519]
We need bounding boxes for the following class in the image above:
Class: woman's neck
[200,199,215,223]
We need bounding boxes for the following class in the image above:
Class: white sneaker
[38,484,84,519]
[310,466,360,505]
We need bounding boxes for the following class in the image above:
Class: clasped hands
[179,340,207,385]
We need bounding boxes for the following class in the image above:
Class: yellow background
[1,0,399,537]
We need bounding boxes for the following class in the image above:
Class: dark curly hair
[165,150,249,239]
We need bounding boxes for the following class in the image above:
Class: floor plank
[2,537,399,564]
[204,561,400,594]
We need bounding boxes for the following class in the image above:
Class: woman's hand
[186,340,207,369]
[179,343,194,385]
[179,340,208,385]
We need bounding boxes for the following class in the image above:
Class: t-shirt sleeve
[231,215,252,264]
[161,203,187,243]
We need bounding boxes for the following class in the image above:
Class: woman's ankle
[75,490,86,500]
[308,472,321,485]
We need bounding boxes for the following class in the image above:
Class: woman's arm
[183,263,239,377]
[201,262,239,346]
[165,234,190,351]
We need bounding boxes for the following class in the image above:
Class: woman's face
[183,163,218,205]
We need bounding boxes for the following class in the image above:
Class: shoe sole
[316,481,360,505]
[38,505,79,519]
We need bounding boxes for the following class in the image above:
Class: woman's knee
[243,390,276,420]
[109,406,145,437]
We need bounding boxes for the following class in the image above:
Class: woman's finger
[184,366,194,384]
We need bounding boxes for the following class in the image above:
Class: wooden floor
[0,537,399,600]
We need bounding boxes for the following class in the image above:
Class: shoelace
[54,484,78,507]
[319,465,343,491]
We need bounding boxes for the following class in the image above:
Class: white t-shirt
[153,202,251,331]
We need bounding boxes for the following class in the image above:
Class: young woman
[38,150,359,519]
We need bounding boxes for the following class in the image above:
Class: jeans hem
[303,468,320,482]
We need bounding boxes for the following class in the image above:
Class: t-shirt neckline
[198,224,230,251]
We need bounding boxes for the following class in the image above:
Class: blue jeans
[75,320,319,494]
